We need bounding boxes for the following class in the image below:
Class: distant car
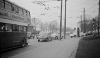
[82,31,100,40]
[85,32,93,36]
[56,33,64,40]
[37,33,52,42]
[70,33,77,38]
[80,32,86,37]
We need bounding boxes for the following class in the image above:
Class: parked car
[56,33,64,40]
[80,32,86,37]
[70,33,77,38]
[50,33,58,40]
[37,33,52,42]
[82,31,100,40]
[85,32,93,36]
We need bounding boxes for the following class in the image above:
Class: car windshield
[51,33,56,36]
[39,33,49,37]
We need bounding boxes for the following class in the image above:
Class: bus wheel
[21,42,28,47]
[21,43,26,47]
[21,39,28,47]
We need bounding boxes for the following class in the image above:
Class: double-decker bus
[0,0,32,52]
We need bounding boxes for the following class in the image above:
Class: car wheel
[71,36,72,38]
[38,39,40,42]
[20,38,28,47]
[55,36,58,40]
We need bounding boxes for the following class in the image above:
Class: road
[1,37,80,58]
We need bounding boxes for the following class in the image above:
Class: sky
[9,0,98,28]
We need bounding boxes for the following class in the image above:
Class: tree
[31,18,43,31]
[48,20,59,33]
[78,19,90,32]
[78,17,98,33]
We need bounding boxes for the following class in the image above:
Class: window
[15,7,19,13]
[28,11,30,17]
[0,0,4,9]
[26,10,28,16]
[19,25,22,32]
[5,1,12,11]
[12,24,19,32]
[14,5,19,13]
[11,4,14,11]
[26,11,30,17]
[21,9,24,15]
[0,22,5,32]
[5,24,12,32]
[0,23,12,32]
[0,23,27,32]
[23,26,27,32]
[19,26,27,32]
[11,5,17,12]
[18,7,27,16]
[19,8,23,15]
[23,9,27,16]
[19,25,24,32]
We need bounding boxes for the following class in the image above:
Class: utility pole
[83,8,86,33]
[98,0,100,36]
[64,0,67,39]
[60,0,63,39]
[80,15,82,32]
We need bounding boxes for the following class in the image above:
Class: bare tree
[78,16,99,33]
[48,20,59,33]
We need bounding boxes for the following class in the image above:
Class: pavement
[1,37,80,58]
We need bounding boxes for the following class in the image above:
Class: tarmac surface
[1,37,80,58]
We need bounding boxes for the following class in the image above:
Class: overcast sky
[9,0,98,28]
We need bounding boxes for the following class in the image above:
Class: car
[56,33,64,40]
[82,31,100,40]
[80,32,86,37]
[37,33,52,42]
[70,33,77,38]
[50,33,58,40]
[85,32,93,36]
